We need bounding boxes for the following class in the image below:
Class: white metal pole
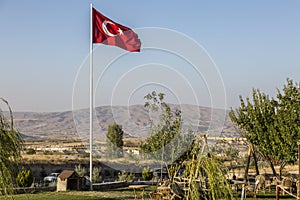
[89,3,93,191]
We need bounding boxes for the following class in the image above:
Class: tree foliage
[75,164,87,177]
[16,168,33,187]
[139,92,232,199]
[118,171,135,182]
[0,98,23,194]
[106,122,124,158]
[92,167,102,183]
[142,166,153,181]
[229,79,300,176]
[139,91,193,162]
[182,140,233,200]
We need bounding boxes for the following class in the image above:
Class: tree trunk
[244,154,251,181]
[279,161,287,179]
[268,160,277,176]
[252,147,259,175]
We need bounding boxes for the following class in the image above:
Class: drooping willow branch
[0,98,23,195]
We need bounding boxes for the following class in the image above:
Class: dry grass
[0,187,156,200]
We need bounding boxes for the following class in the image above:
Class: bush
[142,166,153,181]
[118,171,135,182]
[127,173,135,182]
[118,171,128,181]
[16,168,34,187]
[92,167,102,183]
[75,164,87,177]
[26,148,36,155]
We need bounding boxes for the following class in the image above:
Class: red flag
[92,8,141,52]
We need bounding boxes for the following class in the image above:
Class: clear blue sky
[0,0,299,112]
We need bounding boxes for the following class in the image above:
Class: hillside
[10,105,241,141]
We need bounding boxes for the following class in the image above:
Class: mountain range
[9,105,241,141]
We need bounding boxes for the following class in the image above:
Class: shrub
[26,148,36,155]
[142,166,153,181]
[16,168,33,187]
[75,164,87,177]
[92,167,102,183]
[118,171,135,182]
[118,171,128,181]
[127,173,135,182]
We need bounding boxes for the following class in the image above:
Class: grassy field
[0,188,297,200]
[1,187,150,200]
[1,191,133,200]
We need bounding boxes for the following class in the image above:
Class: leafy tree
[0,98,23,194]
[106,122,124,158]
[183,140,233,200]
[273,79,300,175]
[229,79,300,177]
[140,92,232,199]
[140,91,193,162]
[16,168,33,187]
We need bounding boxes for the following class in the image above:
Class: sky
[0,0,299,112]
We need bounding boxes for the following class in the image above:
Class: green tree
[229,79,300,177]
[106,122,124,158]
[75,164,87,177]
[16,168,33,187]
[118,171,135,182]
[140,91,193,162]
[142,166,153,181]
[0,98,23,194]
[92,167,102,183]
[182,140,233,200]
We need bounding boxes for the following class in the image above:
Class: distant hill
[9,105,241,141]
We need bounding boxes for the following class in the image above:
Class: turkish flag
[92,8,141,52]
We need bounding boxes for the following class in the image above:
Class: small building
[57,170,86,191]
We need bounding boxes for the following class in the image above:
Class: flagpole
[89,3,93,191]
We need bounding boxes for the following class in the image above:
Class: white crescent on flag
[102,21,117,37]
[93,7,141,51]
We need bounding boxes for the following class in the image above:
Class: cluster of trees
[1,78,298,198]
[139,92,233,199]
[230,79,300,177]
[104,79,300,183]
[104,91,193,162]
[75,164,102,183]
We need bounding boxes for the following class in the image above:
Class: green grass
[0,187,297,200]
[0,187,155,200]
